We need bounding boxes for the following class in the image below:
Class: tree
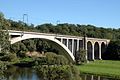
[75,48,87,64]
[0,12,11,29]
[36,39,50,53]
[0,30,10,53]
[0,12,11,53]
[23,39,36,52]
[105,40,120,60]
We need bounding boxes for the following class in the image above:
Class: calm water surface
[0,66,119,80]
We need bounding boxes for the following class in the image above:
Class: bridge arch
[87,41,93,60]
[101,42,106,59]
[10,34,75,61]
[94,42,99,59]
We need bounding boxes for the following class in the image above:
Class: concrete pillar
[99,43,102,60]
[72,39,74,54]
[84,75,87,80]
[98,76,101,80]
[77,39,79,51]
[83,37,87,60]
[91,75,94,80]
[92,43,95,60]
[66,39,69,48]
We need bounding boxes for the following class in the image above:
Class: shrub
[36,65,81,80]
[1,53,18,62]
[55,55,68,65]
[45,52,69,65]
[34,57,47,65]
[75,48,87,64]
[45,52,57,65]
[16,51,27,58]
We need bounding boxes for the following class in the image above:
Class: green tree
[105,40,120,60]
[0,30,10,53]
[23,39,36,52]
[0,12,11,29]
[75,48,87,64]
[0,12,10,53]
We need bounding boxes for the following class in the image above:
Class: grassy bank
[77,60,120,79]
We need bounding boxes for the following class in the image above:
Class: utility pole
[23,14,28,24]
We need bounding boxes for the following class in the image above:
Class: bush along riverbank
[77,60,120,79]
[7,52,81,80]
[35,65,81,80]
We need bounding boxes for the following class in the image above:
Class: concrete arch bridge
[8,30,110,61]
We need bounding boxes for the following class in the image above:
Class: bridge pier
[99,44,102,60]
[72,39,74,54]
[77,39,79,51]
[83,37,88,60]
[67,39,68,48]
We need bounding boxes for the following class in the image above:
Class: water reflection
[0,66,119,80]
[3,66,40,80]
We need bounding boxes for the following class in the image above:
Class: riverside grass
[77,60,120,79]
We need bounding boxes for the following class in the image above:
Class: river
[0,66,119,80]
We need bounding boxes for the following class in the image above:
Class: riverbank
[77,60,120,79]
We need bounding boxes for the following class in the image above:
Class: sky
[0,0,120,28]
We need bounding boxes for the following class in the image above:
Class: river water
[0,66,119,80]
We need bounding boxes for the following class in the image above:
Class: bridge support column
[83,37,87,60]
[77,39,79,51]
[66,39,69,48]
[72,39,74,54]
[91,75,94,80]
[99,44,102,60]
[98,76,101,80]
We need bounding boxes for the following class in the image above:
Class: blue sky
[0,0,120,28]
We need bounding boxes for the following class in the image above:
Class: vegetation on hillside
[8,20,120,40]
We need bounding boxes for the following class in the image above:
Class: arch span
[101,42,106,59]
[87,41,93,60]
[10,34,75,61]
[94,42,99,59]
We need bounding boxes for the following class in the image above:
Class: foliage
[16,51,27,58]
[1,53,18,62]
[36,39,50,53]
[34,52,69,66]
[45,52,69,65]
[34,57,47,65]
[0,12,11,29]
[75,48,87,64]
[19,57,33,62]
[0,61,7,70]
[0,30,10,53]
[55,55,68,65]
[36,65,81,80]
[22,40,36,52]
[105,40,120,60]
[45,52,57,65]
